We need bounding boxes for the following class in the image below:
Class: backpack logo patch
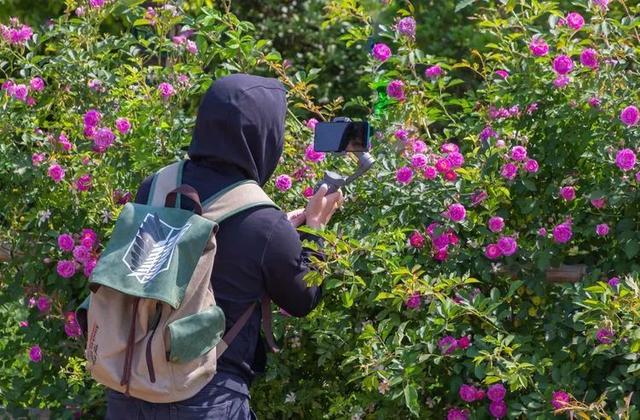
[122,213,191,284]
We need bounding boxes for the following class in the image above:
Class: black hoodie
[134,74,323,393]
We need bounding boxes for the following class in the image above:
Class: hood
[188,73,287,186]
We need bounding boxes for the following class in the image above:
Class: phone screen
[313,121,370,152]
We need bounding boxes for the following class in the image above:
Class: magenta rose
[489,400,508,418]
[552,222,573,244]
[559,186,576,201]
[57,260,77,278]
[510,146,527,161]
[425,65,444,80]
[595,223,609,237]
[487,383,507,402]
[423,166,437,180]
[485,243,502,260]
[386,80,405,101]
[459,384,479,402]
[497,236,517,256]
[396,16,416,38]
[57,233,75,252]
[620,105,640,127]
[48,163,65,183]
[371,43,391,62]
[596,327,614,344]
[500,163,518,180]
[553,55,574,74]
[158,82,175,99]
[615,148,637,171]
[551,390,570,410]
[580,48,598,69]
[396,166,413,184]
[275,174,292,191]
[115,117,131,134]
[438,335,458,354]
[446,408,469,420]
[488,216,505,233]
[405,292,421,309]
[566,12,585,30]
[529,36,549,56]
[83,109,101,127]
[29,345,42,362]
[306,118,319,130]
[448,203,466,222]
[409,230,425,249]
[524,159,539,173]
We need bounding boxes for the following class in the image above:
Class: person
[105,73,343,419]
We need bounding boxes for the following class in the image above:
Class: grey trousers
[105,375,256,420]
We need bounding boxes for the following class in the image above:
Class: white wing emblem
[122,213,191,284]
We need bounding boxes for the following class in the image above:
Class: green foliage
[1,0,640,419]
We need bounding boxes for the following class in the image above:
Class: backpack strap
[203,180,281,358]
[215,296,280,358]
[147,161,185,207]
[201,180,279,223]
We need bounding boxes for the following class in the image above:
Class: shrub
[1,0,640,418]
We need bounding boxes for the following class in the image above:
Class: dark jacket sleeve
[134,175,154,204]
[261,214,324,317]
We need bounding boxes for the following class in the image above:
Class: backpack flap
[89,197,216,309]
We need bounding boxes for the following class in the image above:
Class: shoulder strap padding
[147,161,184,207]
[202,180,278,223]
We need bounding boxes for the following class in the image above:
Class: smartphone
[313,121,370,152]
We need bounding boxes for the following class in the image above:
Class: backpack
[79,161,280,403]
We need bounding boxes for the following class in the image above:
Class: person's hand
[305,184,344,229]
[286,208,306,228]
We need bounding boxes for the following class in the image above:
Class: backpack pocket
[167,305,225,363]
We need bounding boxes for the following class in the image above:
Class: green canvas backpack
[79,161,279,403]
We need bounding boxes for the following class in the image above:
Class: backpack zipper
[145,302,163,383]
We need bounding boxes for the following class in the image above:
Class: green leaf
[624,240,639,259]
[455,0,478,12]
[404,383,420,417]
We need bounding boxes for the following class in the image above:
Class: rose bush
[1,0,640,419]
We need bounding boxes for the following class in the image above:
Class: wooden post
[0,242,10,263]
[545,264,587,283]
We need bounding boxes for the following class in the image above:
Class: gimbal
[313,117,376,194]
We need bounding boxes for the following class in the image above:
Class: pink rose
[275,174,292,191]
[524,159,539,173]
[551,391,570,410]
[396,166,413,184]
[553,55,574,75]
[566,12,585,31]
[306,118,319,130]
[57,260,77,278]
[409,231,425,249]
[485,243,502,260]
[529,36,549,57]
[29,345,42,362]
[595,223,609,236]
[488,216,505,233]
[620,106,640,127]
[371,43,391,62]
[115,117,131,134]
[497,236,517,256]
[448,203,466,222]
[487,383,507,402]
[559,186,576,201]
[423,166,437,180]
[510,146,527,161]
[47,163,65,183]
[501,163,518,180]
